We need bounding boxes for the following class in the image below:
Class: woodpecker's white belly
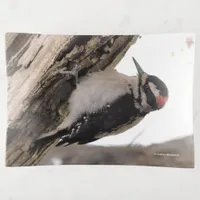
[66,70,139,128]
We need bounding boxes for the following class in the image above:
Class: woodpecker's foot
[58,63,81,85]
[57,68,79,85]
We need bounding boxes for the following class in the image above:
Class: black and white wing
[55,93,146,146]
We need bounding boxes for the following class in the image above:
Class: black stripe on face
[137,77,142,105]
[143,81,157,109]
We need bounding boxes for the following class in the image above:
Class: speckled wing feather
[56,93,147,146]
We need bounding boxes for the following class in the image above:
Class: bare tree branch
[128,129,145,147]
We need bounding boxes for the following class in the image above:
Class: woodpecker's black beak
[132,57,145,76]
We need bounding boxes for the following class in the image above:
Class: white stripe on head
[140,88,151,112]
[149,82,160,98]
[141,73,148,85]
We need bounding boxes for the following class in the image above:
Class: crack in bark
[54,36,93,62]
[6,33,33,62]
[24,45,44,69]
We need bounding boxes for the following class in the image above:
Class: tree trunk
[5,33,139,166]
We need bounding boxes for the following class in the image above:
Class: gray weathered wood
[5,33,139,166]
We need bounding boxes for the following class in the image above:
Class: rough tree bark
[5,33,140,166]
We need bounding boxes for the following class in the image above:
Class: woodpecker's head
[132,57,169,111]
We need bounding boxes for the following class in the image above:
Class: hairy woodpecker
[35,57,169,147]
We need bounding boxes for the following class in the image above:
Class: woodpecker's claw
[57,64,81,86]
[58,69,79,84]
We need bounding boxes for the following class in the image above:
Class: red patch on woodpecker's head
[156,96,168,109]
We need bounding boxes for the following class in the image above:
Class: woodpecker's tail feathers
[36,129,62,140]
[55,137,71,147]
[29,129,69,155]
